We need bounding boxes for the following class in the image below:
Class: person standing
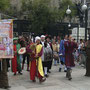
[27,36,46,83]
[45,36,53,73]
[64,35,77,80]
[42,40,52,77]
[59,35,68,72]
[41,35,48,77]
[19,37,30,71]
[52,39,59,66]
[11,38,22,75]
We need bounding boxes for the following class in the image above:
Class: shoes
[14,73,16,76]
[59,68,62,72]
[39,78,46,83]
[64,70,67,72]
[2,86,11,89]
[32,80,36,82]
[67,69,72,81]
[85,74,90,77]
[45,74,49,78]
[18,72,23,75]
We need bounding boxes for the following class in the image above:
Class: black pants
[22,53,30,65]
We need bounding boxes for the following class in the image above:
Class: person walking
[64,35,77,80]
[59,35,68,72]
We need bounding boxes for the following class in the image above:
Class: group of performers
[1,33,90,89]
[11,34,78,82]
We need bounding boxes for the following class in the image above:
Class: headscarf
[35,36,41,42]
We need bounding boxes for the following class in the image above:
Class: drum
[18,47,26,55]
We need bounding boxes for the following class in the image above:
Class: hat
[13,37,18,41]
[35,36,41,42]
[41,35,45,38]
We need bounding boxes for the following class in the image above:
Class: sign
[0,19,13,58]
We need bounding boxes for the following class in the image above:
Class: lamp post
[82,0,88,41]
[66,5,72,35]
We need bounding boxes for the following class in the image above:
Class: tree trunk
[0,59,9,88]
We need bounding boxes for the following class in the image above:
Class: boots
[66,68,72,80]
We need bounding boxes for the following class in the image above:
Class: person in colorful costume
[64,35,77,80]
[11,38,22,75]
[59,35,68,72]
[27,36,46,83]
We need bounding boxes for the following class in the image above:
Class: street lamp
[68,23,71,28]
[82,4,87,11]
[82,0,88,41]
[66,5,71,15]
[82,0,87,11]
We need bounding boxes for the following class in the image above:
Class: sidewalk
[0,64,90,90]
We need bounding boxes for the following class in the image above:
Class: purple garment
[26,44,32,53]
[64,41,77,67]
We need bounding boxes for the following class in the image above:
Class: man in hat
[27,36,46,83]
[11,38,22,75]
[41,35,45,46]
[41,35,49,77]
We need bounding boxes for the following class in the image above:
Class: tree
[21,0,58,34]
[0,0,10,12]
[21,0,77,34]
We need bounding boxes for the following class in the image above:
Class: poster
[0,19,13,58]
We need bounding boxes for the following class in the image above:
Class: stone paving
[0,64,90,90]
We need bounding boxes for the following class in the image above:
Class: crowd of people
[0,34,90,88]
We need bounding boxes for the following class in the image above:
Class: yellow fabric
[36,44,44,77]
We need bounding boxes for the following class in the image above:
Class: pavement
[0,63,90,90]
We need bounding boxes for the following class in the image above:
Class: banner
[0,19,13,58]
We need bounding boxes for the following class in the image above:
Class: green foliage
[0,0,10,12]
[21,0,57,34]
[58,0,77,21]
[21,0,77,34]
